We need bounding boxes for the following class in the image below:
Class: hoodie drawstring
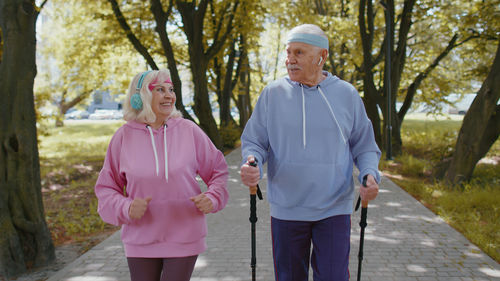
[317,86,347,145]
[163,124,168,182]
[300,84,347,148]
[301,85,306,148]
[146,124,169,182]
[146,126,159,176]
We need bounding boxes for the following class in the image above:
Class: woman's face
[150,82,176,120]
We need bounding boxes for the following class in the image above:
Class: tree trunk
[444,39,500,185]
[220,39,237,127]
[109,0,195,122]
[359,0,426,155]
[149,0,195,122]
[0,0,55,278]
[55,89,92,128]
[386,104,402,156]
[237,42,251,129]
[358,0,383,148]
[191,57,223,148]
[363,89,382,148]
[176,0,239,149]
[181,3,222,145]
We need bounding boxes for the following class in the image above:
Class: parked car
[89,109,123,120]
[448,107,467,115]
[89,109,114,120]
[111,110,123,120]
[65,109,89,119]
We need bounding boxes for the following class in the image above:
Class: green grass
[381,114,500,262]
[39,120,124,248]
[39,120,124,159]
[39,118,500,262]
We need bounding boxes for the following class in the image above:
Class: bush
[401,120,458,162]
[395,153,430,177]
[380,116,500,262]
[219,122,241,150]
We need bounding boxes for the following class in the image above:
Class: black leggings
[127,255,198,281]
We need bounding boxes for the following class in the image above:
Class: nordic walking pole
[248,159,263,281]
[355,176,368,281]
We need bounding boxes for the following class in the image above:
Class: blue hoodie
[241,72,381,221]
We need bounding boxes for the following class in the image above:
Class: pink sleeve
[94,130,133,226]
[194,126,229,213]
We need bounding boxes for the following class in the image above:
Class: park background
[0,0,498,279]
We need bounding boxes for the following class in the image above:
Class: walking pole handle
[361,176,369,208]
[355,176,369,211]
[248,159,263,200]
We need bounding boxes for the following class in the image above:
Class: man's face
[285,42,321,85]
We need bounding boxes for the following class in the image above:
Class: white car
[89,109,115,120]
[65,109,89,119]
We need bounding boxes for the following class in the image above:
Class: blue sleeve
[240,88,270,176]
[348,88,381,183]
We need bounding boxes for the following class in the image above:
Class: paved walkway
[45,147,499,281]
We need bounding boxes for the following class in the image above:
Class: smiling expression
[151,82,176,123]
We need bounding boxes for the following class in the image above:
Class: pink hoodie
[95,117,229,258]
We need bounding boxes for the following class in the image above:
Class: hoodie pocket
[269,162,347,209]
[121,199,206,245]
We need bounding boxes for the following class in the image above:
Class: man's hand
[190,193,213,214]
[240,155,260,187]
[129,197,152,219]
[360,174,379,205]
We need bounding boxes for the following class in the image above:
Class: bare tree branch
[107,0,158,70]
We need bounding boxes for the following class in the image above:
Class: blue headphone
[130,70,153,110]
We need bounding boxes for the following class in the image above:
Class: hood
[124,117,182,132]
[285,71,347,148]
[284,71,339,89]
[124,117,183,182]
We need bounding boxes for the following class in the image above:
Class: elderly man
[240,24,381,280]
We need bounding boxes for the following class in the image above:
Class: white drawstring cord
[317,86,347,145]
[147,125,160,176]
[301,85,306,148]
[163,124,168,182]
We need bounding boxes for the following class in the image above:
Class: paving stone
[45,147,500,281]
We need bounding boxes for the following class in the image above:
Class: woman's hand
[128,197,152,219]
[190,193,213,214]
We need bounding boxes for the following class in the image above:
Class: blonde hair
[123,69,182,123]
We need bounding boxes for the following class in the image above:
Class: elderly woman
[95,69,229,281]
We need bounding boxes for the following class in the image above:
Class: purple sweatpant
[127,255,198,281]
[271,215,351,281]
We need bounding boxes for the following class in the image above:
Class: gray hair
[123,69,182,123]
[289,24,328,40]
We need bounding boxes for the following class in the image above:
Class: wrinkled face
[285,42,321,85]
[151,82,176,120]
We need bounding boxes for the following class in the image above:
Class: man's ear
[318,49,328,66]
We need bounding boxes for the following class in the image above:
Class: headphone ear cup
[130,93,143,110]
[131,70,152,110]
